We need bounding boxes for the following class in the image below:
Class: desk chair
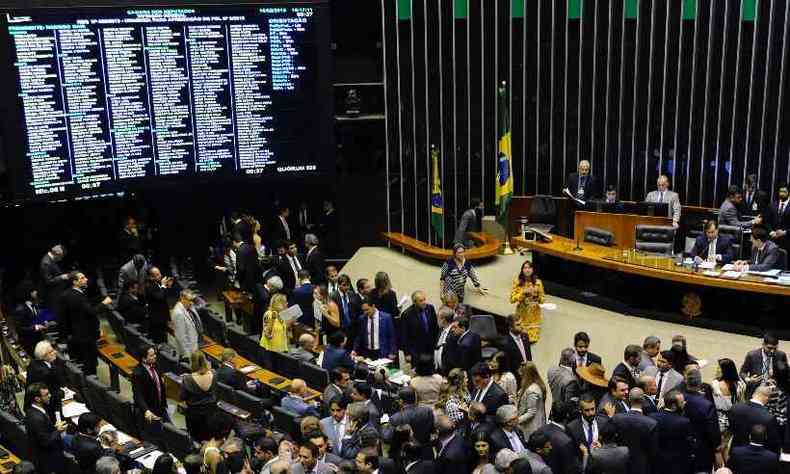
[84,375,113,420]
[106,391,137,437]
[0,409,30,460]
[635,225,676,255]
[272,406,302,440]
[779,248,788,271]
[718,224,744,260]
[63,361,86,399]
[162,422,197,460]
[469,315,499,360]
[583,227,615,246]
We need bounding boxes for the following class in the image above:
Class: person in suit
[730,384,781,453]
[400,290,439,364]
[734,226,783,271]
[145,266,174,344]
[291,333,318,363]
[39,244,69,316]
[598,184,626,211]
[292,270,315,325]
[470,362,510,420]
[60,271,112,376]
[641,350,683,403]
[564,159,600,201]
[454,198,483,245]
[597,377,631,415]
[535,401,583,474]
[682,369,722,472]
[25,340,64,417]
[445,316,481,373]
[587,421,629,474]
[645,174,681,228]
[635,375,659,416]
[131,344,170,422]
[567,393,610,451]
[340,403,379,460]
[303,430,344,468]
[71,413,107,472]
[434,306,456,375]
[9,281,45,355]
[320,394,350,456]
[316,200,339,257]
[117,279,148,327]
[172,289,202,359]
[738,174,760,215]
[503,316,532,385]
[648,390,693,474]
[24,382,68,474]
[638,336,661,371]
[739,332,789,392]
[325,266,340,295]
[293,442,334,474]
[119,216,142,262]
[352,299,397,361]
[349,382,382,434]
[322,368,351,405]
[117,254,150,295]
[610,388,658,474]
[282,379,321,418]
[322,331,355,372]
[236,227,262,295]
[690,220,736,264]
[214,348,249,392]
[490,404,529,454]
[402,441,436,474]
[572,331,601,369]
[304,234,326,285]
[331,275,361,347]
[271,205,293,246]
[547,348,582,408]
[611,344,643,389]
[382,387,434,446]
[768,184,790,251]
[435,413,471,474]
[524,431,561,474]
[719,186,762,229]
[727,424,780,474]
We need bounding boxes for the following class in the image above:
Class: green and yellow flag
[496,83,513,226]
[431,145,444,238]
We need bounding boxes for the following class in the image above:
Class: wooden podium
[573,210,672,249]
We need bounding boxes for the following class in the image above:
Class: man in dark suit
[10,281,45,355]
[59,271,112,376]
[597,377,631,415]
[470,362,509,420]
[730,384,782,453]
[572,331,601,368]
[564,159,599,201]
[331,275,361,347]
[117,279,148,328]
[648,390,694,474]
[25,340,64,417]
[611,344,642,389]
[727,424,780,474]
[567,394,610,450]
[131,344,170,428]
[402,441,435,474]
[445,317,481,373]
[610,388,658,474]
[292,269,316,326]
[491,404,529,454]
[145,267,174,344]
[39,245,69,337]
[119,216,142,262]
[503,316,531,382]
[740,332,789,394]
[280,241,306,292]
[270,206,293,247]
[435,413,470,474]
[682,369,721,472]
[353,299,397,360]
[304,234,326,285]
[690,220,736,264]
[734,226,783,271]
[400,291,439,364]
[316,200,339,256]
[382,387,434,446]
[454,198,483,245]
[24,383,68,474]
[768,184,790,251]
[322,331,355,372]
[535,401,583,474]
[71,412,107,472]
[215,347,251,391]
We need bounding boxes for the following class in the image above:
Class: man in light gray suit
[290,333,317,363]
[172,289,202,359]
[720,185,762,229]
[454,198,483,245]
[320,395,349,455]
[641,350,683,406]
[117,254,150,293]
[547,348,582,407]
[645,175,682,228]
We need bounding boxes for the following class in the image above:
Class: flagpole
[499,80,514,256]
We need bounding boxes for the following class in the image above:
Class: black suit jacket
[566,172,600,200]
[690,234,735,264]
[131,364,169,420]
[384,405,435,445]
[72,432,107,472]
[536,423,583,474]
[39,253,66,311]
[611,362,638,389]
[10,302,43,354]
[502,332,532,379]
[768,201,790,232]
[25,406,66,474]
[472,382,509,420]
[59,287,104,342]
[216,364,248,392]
[236,243,261,294]
[436,431,470,474]
[451,331,482,373]
[117,292,148,326]
[25,359,64,415]
[305,248,326,284]
[490,427,528,454]
[611,411,658,474]
[405,460,436,474]
[567,415,610,448]
[727,443,780,474]
[648,410,694,474]
[401,304,440,360]
[740,348,789,380]
[119,229,141,261]
[749,240,783,271]
[270,216,293,246]
[682,391,721,472]
[145,281,170,329]
[731,400,781,453]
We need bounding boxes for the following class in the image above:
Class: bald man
[281,379,321,417]
[645,175,682,228]
[611,387,659,474]
[564,160,600,202]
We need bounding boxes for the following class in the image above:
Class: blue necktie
[341,295,350,328]
[420,310,429,333]
[586,422,593,448]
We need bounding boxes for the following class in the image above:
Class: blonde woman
[180,350,218,442]
[439,368,471,424]
[510,260,545,343]
[260,293,290,352]
[516,361,547,438]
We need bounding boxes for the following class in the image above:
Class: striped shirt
[440,258,480,302]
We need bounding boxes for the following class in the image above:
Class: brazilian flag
[431,145,444,238]
[496,83,513,226]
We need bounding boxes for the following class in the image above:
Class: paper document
[367,358,392,368]
[721,264,736,271]
[539,303,557,311]
[62,387,75,401]
[721,271,742,280]
[136,451,167,469]
[388,371,411,385]
[748,269,782,277]
[98,423,116,434]
[699,261,716,270]
[62,402,90,419]
[703,271,721,277]
[562,188,586,206]
[279,304,303,322]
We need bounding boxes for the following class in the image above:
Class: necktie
[189,309,203,336]
[656,372,664,397]
[764,355,773,376]
[781,202,786,215]
[708,240,716,262]
[148,365,162,401]
[420,310,429,333]
[368,317,374,350]
[755,248,762,264]
[659,191,664,203]
[341,295,349,327]
[585,421,594,448]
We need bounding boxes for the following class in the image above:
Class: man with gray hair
[401,289,439,364]
[25,340,64,417]
[304,233,326,284]
[172,289,202,359]
[491,405,527,454]
[564,159,599,201]
[547,348,581,408]
[94,456,121,474]
[682,368,721,472]
[291,333,317,363]
[494,449,519,473]
[639,336,661,370]
[610,387,658,474]
[434,305,455,374]
[731,383,781,453]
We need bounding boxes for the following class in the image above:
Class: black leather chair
[584,227,615,246]
[300,362,329,391]
[228,325,260,363]
[234,390,268,420]
[84,375,112,420]
[271,352,301,379]
[106,390,137,437]
[635,225,676,255]
[469,315,499,360]
[0,409,30,460]
[157,345,185,375]
[272,406,302,440]
[778,248,788,271]
[198,308,228,346]
[106,311,130,346]
[216,382,238,406]
[717,224,743,260]
[162,422,197,460]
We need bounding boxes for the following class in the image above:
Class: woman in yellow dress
[260,293,290,352]
[510,260,545,343]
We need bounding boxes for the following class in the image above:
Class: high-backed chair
[0,409,30,460]
[717,224,743,260]
[583,227,615,247]
[778,248,788,271]
[469,315,499,359]
[162,422,198,460]
[634,225,676,255]
[272,406,302,440]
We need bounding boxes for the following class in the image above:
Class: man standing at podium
[563,160,599,203]
[645,175,681,228]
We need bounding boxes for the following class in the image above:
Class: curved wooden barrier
[382,231,501,261]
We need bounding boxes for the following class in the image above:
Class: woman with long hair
[440,244,485,303]
[181,351,218,442]
[489,351,517,403]
[260,293,290,352]
[439,368,471,424]
[712,358,746,466]
[410,354,444,409]
[313,284,340,337]
[471,431,497,474]
[370,271,400,318]
[510,260,545,343]
[516,361,547,438]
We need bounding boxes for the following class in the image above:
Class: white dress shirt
[280,216,291,240]
[435,326,450,369]
[366,311,380,350]
[473,379,494,403]
[511,332,528,362]
[707,238,718,262]
[504,429,526,453]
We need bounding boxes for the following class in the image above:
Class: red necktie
[148,365,161,400]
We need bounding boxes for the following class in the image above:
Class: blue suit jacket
[281,394,321,418]
[292,283,315,325]
[322,344,354,372]
[727,443,780,474]
[690,234,735,264]
[354,311,397,358]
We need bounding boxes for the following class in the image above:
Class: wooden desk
[381,231,500,260]
[222,290,255,332]
[97,337,139,391]
[514,234,790,296]
[0,444,21,473]
[201,338,320,402]
[574,211,672,249]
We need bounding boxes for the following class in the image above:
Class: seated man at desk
[719,185,762,229]
[645,175,681,228]
[733,226,783,272]
[690,221,735,264]
[563,159,599,203]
